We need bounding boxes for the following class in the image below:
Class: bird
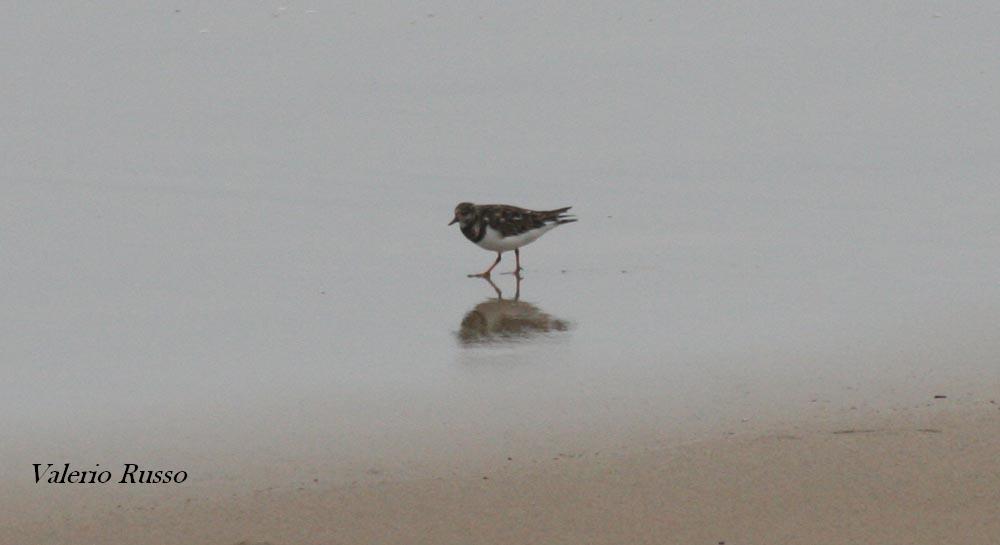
[448,202,576,277]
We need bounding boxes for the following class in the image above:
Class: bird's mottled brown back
[476,204,574,237]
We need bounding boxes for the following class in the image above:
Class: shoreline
[4,397,998,545]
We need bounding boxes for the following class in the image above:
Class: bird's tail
[545,206,577,225]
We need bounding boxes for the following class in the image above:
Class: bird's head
[449,202,476,226]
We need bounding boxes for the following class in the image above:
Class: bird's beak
[448,216,458,226]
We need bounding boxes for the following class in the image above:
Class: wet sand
[4,398,998,545]
[4,2,1000,543]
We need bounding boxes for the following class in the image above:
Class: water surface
[3,2,999,488]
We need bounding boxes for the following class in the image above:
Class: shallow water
[3,2,999,486]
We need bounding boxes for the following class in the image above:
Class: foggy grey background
[3,2,998,486]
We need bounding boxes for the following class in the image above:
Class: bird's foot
[467,272,492,278]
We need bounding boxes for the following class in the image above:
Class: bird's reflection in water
[457,276,571,346]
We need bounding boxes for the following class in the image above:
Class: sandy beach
[4,396,998,545]
[4,2,999,543]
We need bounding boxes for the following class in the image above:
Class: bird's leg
[468,252,502,278]
[503,249,524,276]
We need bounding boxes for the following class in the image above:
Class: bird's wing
[479,205,553,237]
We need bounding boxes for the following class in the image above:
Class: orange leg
[469,252,502,278]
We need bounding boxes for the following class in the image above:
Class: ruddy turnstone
[448,202,576,277]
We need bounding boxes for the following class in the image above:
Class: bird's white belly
[475,224,555,252]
